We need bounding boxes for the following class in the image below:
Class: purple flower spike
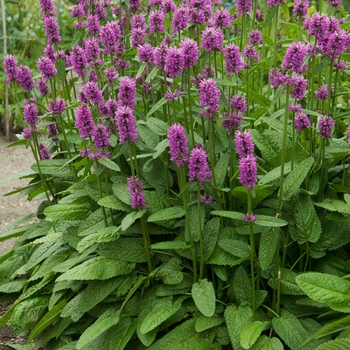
[48,98,66,115]
[172,4,189,32]
[235,130,254,158]
[75,104,96,139]
[230,94,247,113]
[127,176,147,209]
[130,0,142,11]
[199,78,220,118]
[43,16,61,45]
[243,212,257,222]
[214,8,231,28]
[38,56,57,80]
[295,112,310,132]
[22,128,32,140]
[224,44,245,75]
[3,55,18,84]
[315,85,329,101]
[290,75,307,100]
[236,0,252,14]
[116,106,138,144]
[39,0,55,16]
[282,42,308,74]
[70,45,88,78]
[239,155,257,189]
[180,39,199,69]
[37,78,50,96]
[318,115,335,138]
[327,0,342,7]
[138,43,155,64]
[131,28,147,48]
[39,143,51,160]
[164,47,185,78]
[100,22,121,54]
[105,99,119,117]
[168,123,189,167]
[201,27,224,52]
[149,9,165,33]
[93,124,111,149]
[293,0,309,18]
[16,66,35,92]
[83,82,103,105]
[104,67,118,83]
[249,30,263,44]
[118,77,136,109]
[154,42,169,69]
[24,102,39,127]
[87,15,100,35]
[267,0,285,7]
[222,112,244,132]
[188,145,212,187]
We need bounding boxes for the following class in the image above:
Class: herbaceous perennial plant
[2,0,350,348]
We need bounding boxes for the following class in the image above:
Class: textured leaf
[203,217,220,261]
[56,257,135,281]
[108,317,136,350]
[148,207,185,223]
[255,215,288,227]
[77,226,120,253]
[98,157,121,172]
[314,338,350,350]
[28,299,67,342]
[146,97,167,117]
[98,238,147,262]
[251,336,284,350]
[76,308,120,349]
[259,227,280,271]
[137,308,159,346]
[233,266,252,305]
[121,209,147,231]
[151,241,190,250]
[98,194,131,212]
[31,159,69,176]
[296,273,350,312]
[259,162,292,185]
[240,321,270,349]
[231,186,275,208]
[282,157,314,200]
[211,210,244,221]
[194,316,224,332]
[140,297,184,334]
[218,239,250,258]
[44,203,90,221]
[146,117,169,136]
[154,258,183,285]
[268,268,304,295]
[148,319,209,350]
[314,198,350,215]
[272,311,310,350]
[291,195,322,244]
[192,279,216,317]
[225,305,252,350]
[78,208,107,236]
[311,314,350,341]
[112,183,132,205]
[214,152,230,187]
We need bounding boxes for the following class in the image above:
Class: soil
[0,134,37,349]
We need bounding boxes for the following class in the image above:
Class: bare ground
[0,134,37,349]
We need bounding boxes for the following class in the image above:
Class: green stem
[248,190,256,314]
[197,182,204,280]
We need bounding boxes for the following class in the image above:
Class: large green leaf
[140,297,184,334]
[214,152,230,187]
[31,159,69,176]
[192,279,216,317]
[56,257,135,281]
[290,195,322,244]
[218,239,250,258]
[194,316,224,332]
[314,198,350,215]
[121,209,147,231]
[310,314,350,341]
[148,207,185,223]
[259,162,292,185]
[146,97,167,117]
[76,308,120,349]
[272,310,310,350]
[233,267,252,305]
[203,217,220,261]
[97,194,131,212]
[108,317,136,350]
[268,268,304,295]
[314,338,350,350]
[98,157,120,172]
[296,273,350,312]
[259,227,280,271]
[225,304,252,350]
[282,157,314,200]
[240,321,270,349]
[44,203,90,221]
[251,336,284,350]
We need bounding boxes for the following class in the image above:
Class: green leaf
[192,279,216,317]
[148,207,185,223]
[315,56,331,74]
[44,203,90,221]
[251,336,284,350]
[218,239,250,258]
[98,194,131,211]
[140,297,184,334]
[256,215,288,227]
[314,198,350,215]
[108,318,136,350]
[70,30,82,47]
[145,66,158,83]
[148,319,209,350]
[121,209,147,231]
[231,186,275,208]
[194,316,224,332]
[185,204,205,242]
[28,299,66,342]
[233,266,252,305]
[151,241,190,250]
[225,305,252,350]
[211,210,244,221]
[268,268,304,295]
[154,258,184,285]
[314,338,350,350]
[259,162,292,185]
[137,308,159,346]
[78,208,107,236]
[240,321,270,349]
[296,273,350,312]
[112,182,132,205]
[282,157,314,200]
[77,226,120,253]
[291,195,321,244]
[31,159,69,176]
[98,238,147,262]
[259,227,280,271]
[76,308,120,349]
[214,153,230,187]
[203,218,220,261]
[311,314,350,341]
[98,157,120,172]
[146,97,167,117]
[272,310,310,350]
[146,117,169,136]
[55,58,66,79]
[56,257,135,281]
[135,63,146,80]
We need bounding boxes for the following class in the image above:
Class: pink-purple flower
[180,39,199,69]
[235,130,254,158]
[75,104,96,139]
[118,77,136,109]
[48,98,66,115]
[224,44,245,75]
[239,155,257,189]
[199,78,220,118]
[164,47,185,78]
[318,115,335,138]
[295,112,311,132]
[38,56,57,80]
[116,106,138,144]
[127,176,147,209]
[24,102,38,127]
[188,145,212,187]
[168,123,189,166]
